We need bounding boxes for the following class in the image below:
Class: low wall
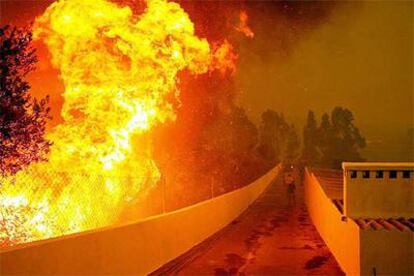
[304,168,360,275]
[0,165,280,275]
[360,229,414,275]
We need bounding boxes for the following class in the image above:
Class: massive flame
[0,0,235,247]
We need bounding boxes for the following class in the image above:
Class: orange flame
[0,0,237,246]
[211,40,238,75]
[235,10,254,38]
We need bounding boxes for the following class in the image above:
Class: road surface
[153,168,344,275]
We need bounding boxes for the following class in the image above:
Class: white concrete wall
[0,165,280,275]
[343,162,414,218]
[360,229,414,275]
[304,168,361,275]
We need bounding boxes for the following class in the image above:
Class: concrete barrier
[304,167,414,275]
[304,168,360,275]
[360,228,413,275]
[0,165,280,275]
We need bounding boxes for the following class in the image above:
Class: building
[304,162,414,275]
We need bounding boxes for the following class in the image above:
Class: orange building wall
[360,230,414,275]
[0,165,281,275]
[305,167,414,276]
[304,168,360,275]
[343,163,414,218]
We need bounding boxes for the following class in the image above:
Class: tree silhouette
[202,106,260,191]
[258,110,278,162]
[301,110,320,164]
[258,110,291,164]
[284,123,300,162]
[315,107,365,169]
[0,25,51,175]
[318,112,335,167]
[329,107,365,168]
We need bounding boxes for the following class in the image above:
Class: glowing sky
[236,1,413,161]
[1,0,413,161]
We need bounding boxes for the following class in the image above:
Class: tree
[284,124,300,162]
[0,25,51,175]
[317,113,334,167]
[258,110,290,165]
[301,110,320,164]
[258,110,278,162]
[316,107,366,169]
[201,106,260,192]
[329,107,365,168]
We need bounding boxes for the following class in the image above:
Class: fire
[0,0,237,246]
[211,40,238,75]
[235,10,254,38]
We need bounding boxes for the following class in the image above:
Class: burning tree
[0,0,243,247]
[0,25,51,176]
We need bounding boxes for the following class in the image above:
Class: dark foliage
[284,123,300,162]
[0,25,51,175]
[200,105,263,193]
[151,67,270,210]
[301,111,319,163]
[258,110,295,164]
[302,107,366,169]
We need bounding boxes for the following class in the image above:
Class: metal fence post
[162,174,166,213]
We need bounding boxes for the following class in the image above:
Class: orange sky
[1,0,412,161]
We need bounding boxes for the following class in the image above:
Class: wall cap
[342,162,414,170]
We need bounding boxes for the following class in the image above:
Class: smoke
[177,1,339,57]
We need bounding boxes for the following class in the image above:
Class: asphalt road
[153,169,344,275]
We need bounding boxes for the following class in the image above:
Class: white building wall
[343,162,414,218]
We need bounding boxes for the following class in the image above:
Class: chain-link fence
[0,164,271,248]
[0,170,223,248]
